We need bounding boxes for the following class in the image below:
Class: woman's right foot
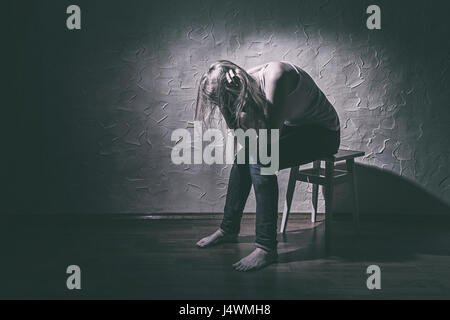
[196,229,237,248]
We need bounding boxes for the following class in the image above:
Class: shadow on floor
[236,163,450,265]
[283,217,450,262]
[334,163,450,216]
[233,214,450,266]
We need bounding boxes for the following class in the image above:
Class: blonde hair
[194,60,268,130]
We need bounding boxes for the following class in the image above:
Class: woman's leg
[233,124,340,271]
[232,163,279,271]
[250,164,279,251]
[196,161,252,248]
[278,124,340,170]
[199,124,340,269]
[220,161,252,234]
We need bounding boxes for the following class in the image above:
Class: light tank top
[258,62,340,131]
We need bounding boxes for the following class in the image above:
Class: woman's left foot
[232,248,278,272]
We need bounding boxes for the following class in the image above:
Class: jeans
[220,124,341,252]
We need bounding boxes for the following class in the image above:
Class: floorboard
[1,214,449,299]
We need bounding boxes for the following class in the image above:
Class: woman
[194,60,340,271]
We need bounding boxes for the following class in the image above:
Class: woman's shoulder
[263,62,286,80]
[264,61,300,81]
[263,61,300,95]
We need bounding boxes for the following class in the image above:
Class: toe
[233,259,242,266]
[234,263,245,271]
[241,265,249,272]
[196,240,207,247]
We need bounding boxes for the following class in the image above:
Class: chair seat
[297,167,350,185]
[280,148,365,240]
[298,167,348,179]
[320,149,365,162]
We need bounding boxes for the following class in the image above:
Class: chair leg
[346,159,360,233]
[311,161,320,223]
[280,166,299,234]
[324,161,335,254]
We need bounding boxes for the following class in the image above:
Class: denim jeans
[220,124,341,252]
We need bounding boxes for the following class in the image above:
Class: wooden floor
[1,214,450,299]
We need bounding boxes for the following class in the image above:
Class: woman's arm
[263,62,293,130]
[246,61,299,129]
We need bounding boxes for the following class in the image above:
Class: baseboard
[1,211,448,224]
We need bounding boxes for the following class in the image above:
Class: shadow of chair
[275,163,450,264]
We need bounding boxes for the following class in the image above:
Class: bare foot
[196,229,237,248]
[232,248,278,272]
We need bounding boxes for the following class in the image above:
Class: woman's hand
[239,112,267,131]
[238,112,250,130]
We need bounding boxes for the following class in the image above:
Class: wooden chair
[280,149,365,252]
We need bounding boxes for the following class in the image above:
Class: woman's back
[257,62,340,132]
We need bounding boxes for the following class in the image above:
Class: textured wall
[4,0,450,215]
